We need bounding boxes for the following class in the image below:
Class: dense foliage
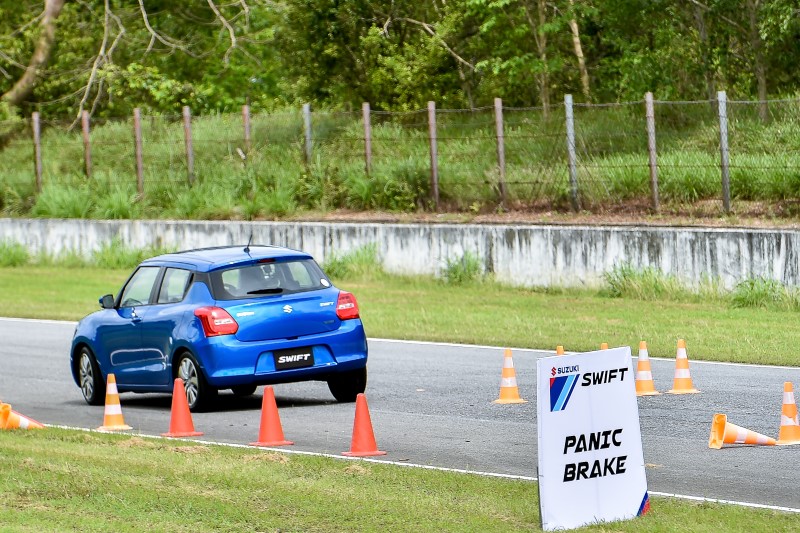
[1,1,799,119]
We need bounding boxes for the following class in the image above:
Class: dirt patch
[279,204,800,230]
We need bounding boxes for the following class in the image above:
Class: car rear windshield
[209,259,331,300]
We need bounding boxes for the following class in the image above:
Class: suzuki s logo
[283,305,293,314]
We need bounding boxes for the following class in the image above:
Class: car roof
[140,245,313,272]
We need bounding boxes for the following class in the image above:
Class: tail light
[194,306,239,337]
[336,291,360,320]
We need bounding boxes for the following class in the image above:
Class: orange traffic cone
[0,403,44,430]
[250,386,293,447]
[777,382,800,445]
[667,339,699,394]
[162,378,203,438]
[97,374,132,431]
[635,341,660,396]
[342,393,386,457]
[493,348,527,404]
[709,413,776,449]
[556,345,565,356]
[600,342,609,350]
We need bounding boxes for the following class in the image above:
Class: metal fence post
[133,108,144,195]
[31,112,43,193]
[362,102,372,176]
[718,91,731,213]
[427,101,440,210]
[183,106,195,185]
[303,103,312,166]
[564,94,580,212]
[494,97,507,206]
[81,110,92,179]
[242,104,251,153]
[645,92,659,212]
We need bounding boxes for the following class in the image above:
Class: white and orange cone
[97,374,132,431]
[667,339,699,394]
[600,342,609,350]
[709,413,776,449]
[0,403,44,430]
[493,348,527,404]
[635,341,660,396]
[555,345,565,356]
[777,382,800,445]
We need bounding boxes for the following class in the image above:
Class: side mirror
[99,294,115,309]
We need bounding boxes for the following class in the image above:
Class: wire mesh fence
[1,93,799,219]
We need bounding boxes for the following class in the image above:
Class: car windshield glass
[209,259,329,300]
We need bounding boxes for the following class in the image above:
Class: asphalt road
[2,317,799,510]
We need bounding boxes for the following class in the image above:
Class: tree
[1,0,281,119]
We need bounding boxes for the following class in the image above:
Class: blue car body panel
[70,245,368,393]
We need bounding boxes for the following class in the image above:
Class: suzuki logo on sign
[283,305,293,313]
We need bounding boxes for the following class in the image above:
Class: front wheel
[176,353,217,412]
[327,367,367,403]
[77,347,105,405]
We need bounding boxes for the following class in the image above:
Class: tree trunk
[1,0,66,107]
[693,4,716,103]
[746,0,768,122]
[524,1,550,118]
[567,0,590,102]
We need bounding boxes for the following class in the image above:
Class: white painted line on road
[370,338,800,371]
[2,316,798,371]
[0,316,77,326]
[47,424,800,514]
[648,491,800,514]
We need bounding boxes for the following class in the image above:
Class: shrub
[0,240,29,267]
[442,252,483,285]
[730,277,789,309]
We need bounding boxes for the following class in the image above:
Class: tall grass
[322,244,384,281]
[0,241,29,267]
[601,262,800,312]
[2,102,800,219]
[92,238,176,270]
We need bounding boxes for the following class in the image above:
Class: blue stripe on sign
[561,374,579,409]
[637,491,650,515]
[549,376,567,411]
[554,375,577,411]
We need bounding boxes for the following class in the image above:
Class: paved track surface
[2,318,799,509]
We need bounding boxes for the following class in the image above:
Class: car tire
[231,385,258,397]
[176,352,217,412]
[327,367,367,403]
[77,346,106,406]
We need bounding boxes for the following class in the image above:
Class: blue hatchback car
[70,245,368,411]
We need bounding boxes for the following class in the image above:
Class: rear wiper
[247,288,284,295]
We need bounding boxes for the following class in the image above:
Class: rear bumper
[192,319,368,388]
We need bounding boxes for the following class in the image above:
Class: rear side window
[157,268,193,304]
[210,259,329,300]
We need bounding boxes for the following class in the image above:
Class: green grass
[2,104,800,218]
[1,263,799,366]
[0,429,797,532]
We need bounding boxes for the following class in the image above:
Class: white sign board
[537,346,649,531]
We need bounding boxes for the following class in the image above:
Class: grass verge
[0,429,797,532]
[0,264,798,365]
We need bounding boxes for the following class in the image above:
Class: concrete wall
[1,218,798,288]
